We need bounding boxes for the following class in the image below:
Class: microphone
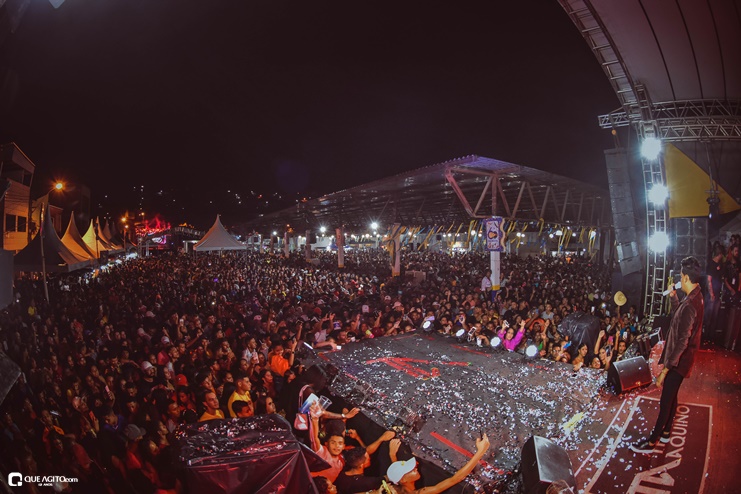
[662,281,682,296]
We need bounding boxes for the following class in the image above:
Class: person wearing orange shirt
[268,340,297,393]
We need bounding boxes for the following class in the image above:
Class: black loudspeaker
[652,316,672,340]
[607,356,652,394]
[521,436,576,494]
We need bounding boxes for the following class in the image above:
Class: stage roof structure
[241,155,611,233]
[558,0,741,201]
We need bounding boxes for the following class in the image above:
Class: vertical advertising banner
[483,217,504,252]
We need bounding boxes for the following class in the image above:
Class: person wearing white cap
[386,433,489,493]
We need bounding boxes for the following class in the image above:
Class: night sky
[0,1,619,230]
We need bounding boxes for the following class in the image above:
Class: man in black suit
[631,256,704,453]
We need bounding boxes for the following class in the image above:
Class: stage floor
[309,334,741,493]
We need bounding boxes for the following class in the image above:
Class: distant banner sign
[483,217,504,252]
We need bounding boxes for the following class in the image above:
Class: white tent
[82,219,112,256]
[14,208,93,272]
[61,214,98,262]
[194,215,246,252]
[99,219,123,251]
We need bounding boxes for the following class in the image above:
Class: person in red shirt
[309,403,344,483]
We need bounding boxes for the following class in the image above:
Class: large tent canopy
[14,208,92,273]
[194,215,247,251]
[60,214,97,263]
[240,155,611,234]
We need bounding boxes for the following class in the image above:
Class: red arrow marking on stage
[451,345,490,356]
[429,432,509,476]
[364,357,470,378]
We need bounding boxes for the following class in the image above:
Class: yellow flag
[666,143,740,218]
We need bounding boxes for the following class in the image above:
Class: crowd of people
[0,244,666,493]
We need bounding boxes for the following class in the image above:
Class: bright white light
[525,344,538,358]
[476,338,483,347]
[272,231,277,236]
[549,233,554,239]
[491,336,501,348]
[641,137,662,160]
[422,320,432,330]
[371,222,379,230]
[320,226,327,233]
[648,184,669,204]
[589,231,597,239]
[648,231,670,252]
[455,329,465,338]
[555,230,563,236]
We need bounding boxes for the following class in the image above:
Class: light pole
[39,181,64,303]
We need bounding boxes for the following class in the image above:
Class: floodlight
[272,231,277,236]
[648,184,669,204]
[455,328,466,342]
[320,226,327,233]
[641,137,662,160]
[648,231,670,252]
[490,336,501,349]
[525,344,538,358]
[371,222,379,230]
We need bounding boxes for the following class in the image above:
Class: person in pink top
[496,320,526,351]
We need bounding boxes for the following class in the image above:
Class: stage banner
[483,217,505,252]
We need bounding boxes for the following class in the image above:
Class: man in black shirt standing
[705,244,724,341]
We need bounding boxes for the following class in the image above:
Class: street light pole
[40,202,49,303]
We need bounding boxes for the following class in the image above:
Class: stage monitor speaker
[521,436,576,494]
[607,356,652,394]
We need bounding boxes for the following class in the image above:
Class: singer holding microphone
[631,256,704,454]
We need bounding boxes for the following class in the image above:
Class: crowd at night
[0,247,671,493]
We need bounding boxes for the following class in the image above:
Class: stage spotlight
[421,320,433,333]
[370,221,379,230]
[648,231,670,252]
[455,328,466,342]
[320,226,327,234]
[648,184,669,204]
[641,137,662,160]
[491,336,502,349]
[525,344,539,358]
[708,195,720,219]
